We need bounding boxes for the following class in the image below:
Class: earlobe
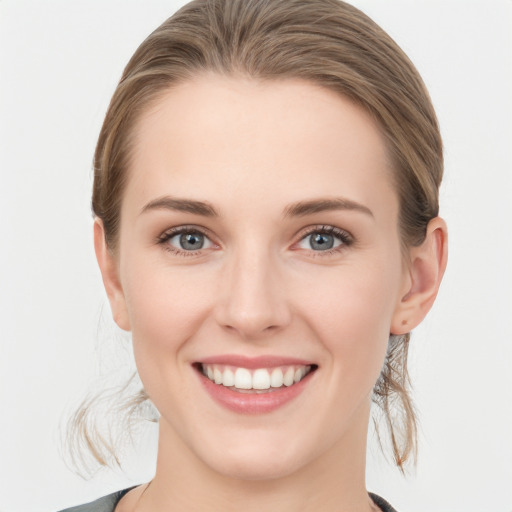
[391,217,448,335]
[93,219,131,331]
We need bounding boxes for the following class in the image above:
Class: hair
[74,0,442,474]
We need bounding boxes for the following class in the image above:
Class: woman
[59,0,447,510]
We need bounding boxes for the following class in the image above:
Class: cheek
[124,250,211,326]
[299,260,401,385]
[121,259,213,379]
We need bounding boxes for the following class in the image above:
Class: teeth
[270,367,284,388]
[223,368,235,387]
[252,369,270,390]
[283,367,294,387]
[294,367,306,383]
[202,364,312,390]
[234,368,252,389]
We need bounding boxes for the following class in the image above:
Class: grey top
[57,489,133,512]
[57,489,398,512]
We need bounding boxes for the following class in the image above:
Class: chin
[194,429,314,482]
[211,451,304,482]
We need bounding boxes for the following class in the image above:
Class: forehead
[125,75,396,218]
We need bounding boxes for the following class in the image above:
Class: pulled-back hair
[76,0,442,473]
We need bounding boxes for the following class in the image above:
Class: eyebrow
[139,195,373,219]
[140,196,218,217]
[283,197,373,218]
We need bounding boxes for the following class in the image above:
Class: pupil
[311,233,334,250]
[180,232,204,250]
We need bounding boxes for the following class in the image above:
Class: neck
[137,404,375,512]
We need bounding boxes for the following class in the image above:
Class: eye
[296,226,352,252]
[171,232,209,251]
[158,227,214,254]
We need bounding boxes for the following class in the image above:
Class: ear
[391,217,448,335]
[93,218,131,331]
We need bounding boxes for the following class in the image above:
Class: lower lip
[197,370,314,414]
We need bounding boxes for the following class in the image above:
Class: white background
[0,1,511,511]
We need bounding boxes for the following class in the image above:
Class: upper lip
[197,354,316,369]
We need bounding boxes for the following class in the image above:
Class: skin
[95,75,447,512]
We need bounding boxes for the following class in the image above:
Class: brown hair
[79,0,442,473]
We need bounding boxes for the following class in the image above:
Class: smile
[200,364,314,392]
[194,358,318,414]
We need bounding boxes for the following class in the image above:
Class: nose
[214,246,292,340]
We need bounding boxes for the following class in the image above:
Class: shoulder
[369,492,399,512]
[56,488,134,512]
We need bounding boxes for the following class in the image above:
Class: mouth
[193,358,318,414]
[196,363,317,393]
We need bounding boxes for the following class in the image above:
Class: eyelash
[156,225,353,257]
[156,225,214,257]
[295,225,353,256]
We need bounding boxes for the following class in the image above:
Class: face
[106,76,412,480]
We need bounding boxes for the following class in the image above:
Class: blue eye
[175,232,206,250]
[160,229,213,252]
[309,233,336,250]
[297,227,351,252]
